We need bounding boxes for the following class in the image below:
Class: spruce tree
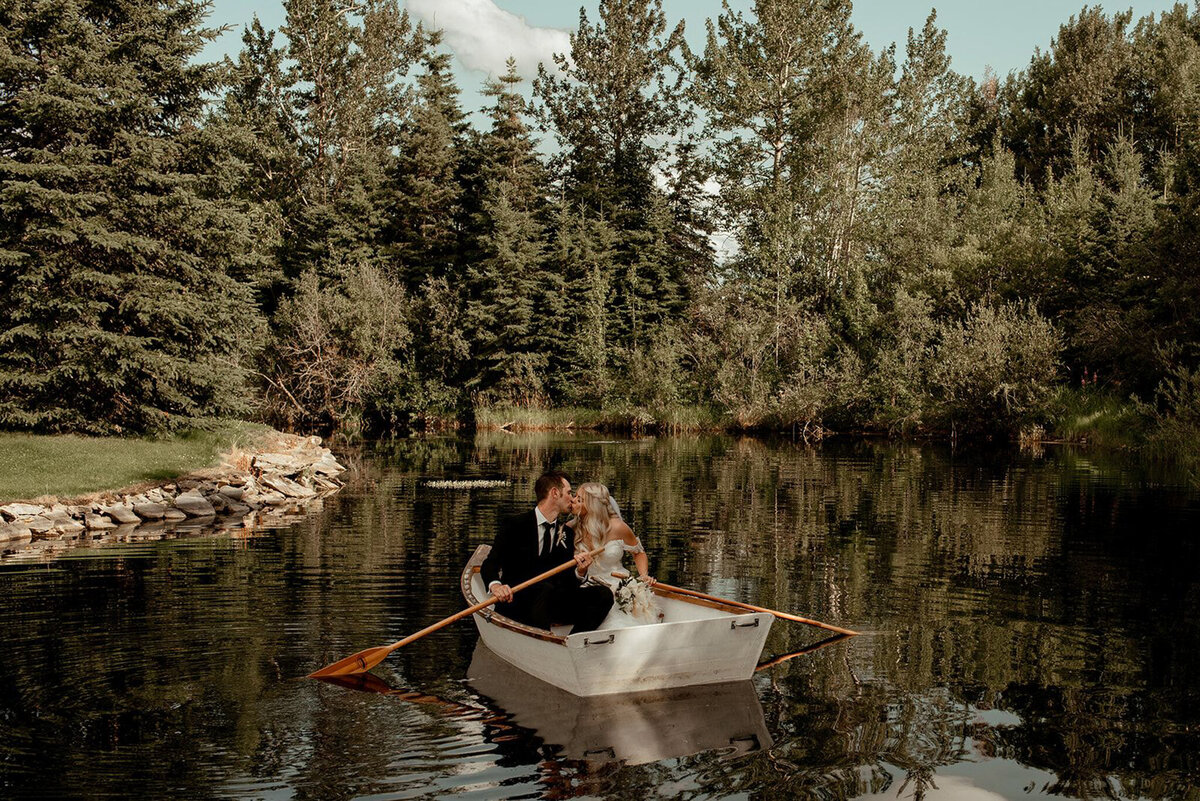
[385,31,467,289]
[0,0,262,434]
[535,0,700,361]
[273,0,422,281]
[465,60,550,404]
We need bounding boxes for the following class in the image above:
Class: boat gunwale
[461,543,760,645]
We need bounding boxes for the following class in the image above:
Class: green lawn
[0,421,272,502]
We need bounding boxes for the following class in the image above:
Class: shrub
[929,301,1061,436]
[261,262,414,434]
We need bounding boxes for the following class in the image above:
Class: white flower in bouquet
[614,576,656,619]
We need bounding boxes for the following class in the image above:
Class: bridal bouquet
[614,576,657,620]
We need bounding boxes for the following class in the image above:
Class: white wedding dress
[578,538,663,629]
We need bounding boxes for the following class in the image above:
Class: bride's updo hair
[574,482,612,551]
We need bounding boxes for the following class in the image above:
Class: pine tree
[465,60,550,404]
[230,0,422,284]
[0,0,263,434]
[384,31,467,288]
[535,0,700,359]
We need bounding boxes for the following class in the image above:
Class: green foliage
[928,302,1061,435]
[261,263,413,435]
[1138,365,1200,478]
[536,0,705,360]
[385,31,467,286]
[2,0,1197,455]
[1043,386,1147,448]
[464,59,550,406]
[0,0,263,435]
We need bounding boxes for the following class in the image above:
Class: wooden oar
[653,581,860,636]
[308,545,606,678]
[755,633,853,671]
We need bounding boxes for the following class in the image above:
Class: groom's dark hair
[535,470,571,501]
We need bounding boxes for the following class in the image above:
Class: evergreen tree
[0,0,263,434]
[535,0,701,360]
[385,30,467,288]
[465,60,550,405]
[1005,7,1137,186]
[241,0,422,282]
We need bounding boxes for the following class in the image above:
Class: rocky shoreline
[0,434,347,547]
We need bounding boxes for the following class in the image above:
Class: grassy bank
[473,405,726,432]
[0,421,272,502]
[1040,387,1149,448]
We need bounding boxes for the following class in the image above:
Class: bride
[568,483,662,628]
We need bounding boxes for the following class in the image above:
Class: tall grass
[1042,387,1147,448]
[474,405,725,433]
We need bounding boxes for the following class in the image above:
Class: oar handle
[654,582,859,636]
[379,545,607,656]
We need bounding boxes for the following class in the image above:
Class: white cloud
[406,0,570,78]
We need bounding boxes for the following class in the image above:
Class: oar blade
[308,645,392,678]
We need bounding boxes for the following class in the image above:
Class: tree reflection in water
[0,433,1196,799]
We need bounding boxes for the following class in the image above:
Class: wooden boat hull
[461,544,773,696]
[466,640,771,764]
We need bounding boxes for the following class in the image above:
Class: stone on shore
[103,504,141,524]
[253,453,303,473]
[313,457,345,476]
[172,491,215,517]
[1,503,44,521]
[25,515,55,533]
[84,513,117,530]
[133,502,167,520]
[261,475,316,499]
[0,522,33,541]
[1,431,346,557]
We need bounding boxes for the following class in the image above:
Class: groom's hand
[490,583,513,603]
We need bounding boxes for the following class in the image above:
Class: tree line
[1,0,1198,446]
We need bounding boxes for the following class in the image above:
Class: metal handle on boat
[731,619,760,629]
[584,634,615,646]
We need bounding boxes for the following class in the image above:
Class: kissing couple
[481,470,660,634]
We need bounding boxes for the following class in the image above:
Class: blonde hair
[574,482,612,551]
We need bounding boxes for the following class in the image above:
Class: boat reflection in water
[465,641,772,765]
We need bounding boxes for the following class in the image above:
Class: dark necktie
[541,521,553,555]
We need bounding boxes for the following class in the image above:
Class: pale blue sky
[202,0,1185,112]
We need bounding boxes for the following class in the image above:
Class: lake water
[1,433,1198,800]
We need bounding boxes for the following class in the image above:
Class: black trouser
[497,583,613,633]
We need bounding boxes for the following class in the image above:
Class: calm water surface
[1,434,1198,800]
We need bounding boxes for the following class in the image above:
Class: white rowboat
[466,641,772,763]
[461,544,774,697]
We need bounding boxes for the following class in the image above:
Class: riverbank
[0,426,348,544]
[473,392,1199,481]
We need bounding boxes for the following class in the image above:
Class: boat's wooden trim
[651,585,750,615]
[461,544,567,645]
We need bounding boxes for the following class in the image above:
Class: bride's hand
[638,574,657,586]
[574,552,593,570]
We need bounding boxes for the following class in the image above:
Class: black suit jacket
[481,509,576,593]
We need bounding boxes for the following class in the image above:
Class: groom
[481,470,613,633]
